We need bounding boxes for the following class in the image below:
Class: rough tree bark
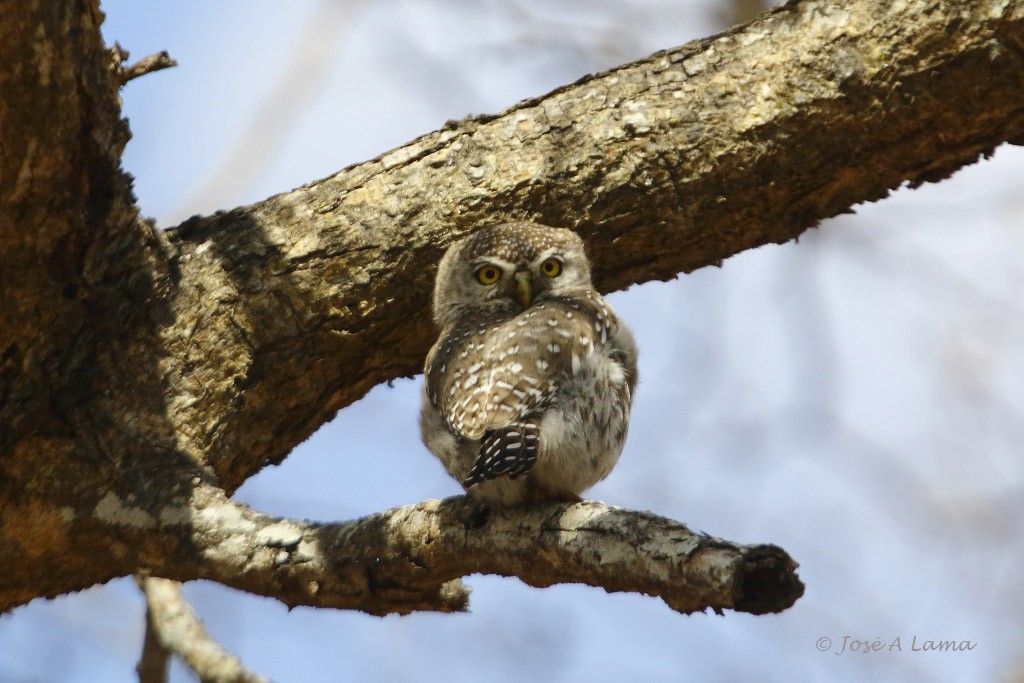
[2,0,1023,630]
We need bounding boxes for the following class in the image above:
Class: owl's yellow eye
[475,265,503,285]
[540,257,562,278]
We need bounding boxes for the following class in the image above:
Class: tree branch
[137,597,171,683]
[115,44,178,85]
[138,576,270,683]
[139,483,801,617]
[156,0,1024,491]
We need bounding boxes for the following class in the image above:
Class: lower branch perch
[157,485,803,616]
[367,499,803,616]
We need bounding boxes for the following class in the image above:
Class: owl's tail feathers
[463,419,540,487]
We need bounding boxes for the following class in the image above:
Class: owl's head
[432,222,593,328]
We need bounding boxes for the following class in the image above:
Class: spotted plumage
[420,222,638,506]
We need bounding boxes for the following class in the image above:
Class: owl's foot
[548,491,584,504]
[524,488,583,504]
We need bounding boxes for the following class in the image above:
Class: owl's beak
[513,271,532,309]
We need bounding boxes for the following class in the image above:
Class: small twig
[136,586,171,683]
[115,42,178,85]
[138,576,270,683]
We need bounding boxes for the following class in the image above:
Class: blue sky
[2,2,1022,681]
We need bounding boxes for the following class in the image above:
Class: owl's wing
[428,296,620,486]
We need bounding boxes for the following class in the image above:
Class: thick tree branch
[156,0,1024,491]
[138,576,270,683]
[140,484,800,617]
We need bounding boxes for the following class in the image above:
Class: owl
[419,222,638,506]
